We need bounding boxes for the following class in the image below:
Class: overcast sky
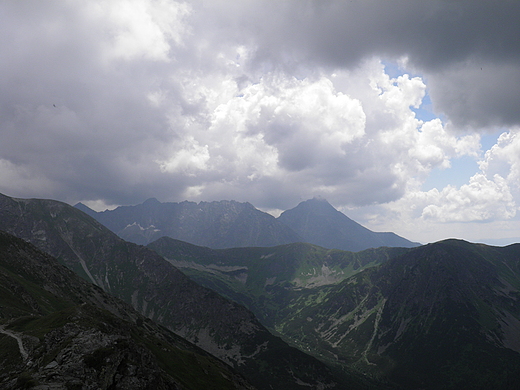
[2,0,520,244]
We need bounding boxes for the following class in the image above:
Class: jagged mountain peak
[285,197,338,214]
[278,198,419,252]
[75,198,303,248]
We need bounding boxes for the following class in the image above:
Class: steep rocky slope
[0,230,253,390]
[0,193,359,389]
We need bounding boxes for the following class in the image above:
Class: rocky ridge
[76,198,303,248]
[76,197,417,252]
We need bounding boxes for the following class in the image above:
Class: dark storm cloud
[230,1,520,69]
[427,62,520,128]
[207,0,520,128]
[0,0,190,205]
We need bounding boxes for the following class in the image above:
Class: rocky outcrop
[2,313,182,390]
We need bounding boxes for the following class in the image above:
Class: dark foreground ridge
[76,196,419,251]
[0,230,253,389]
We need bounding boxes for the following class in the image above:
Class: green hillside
[150,237,520,389]
[148,237,407,328]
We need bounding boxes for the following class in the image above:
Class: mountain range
[0,193,365,389]
[75,196,419,251]
[2,192,520,389]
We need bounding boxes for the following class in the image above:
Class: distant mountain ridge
[76,198,303,248]
[76,197,418,251]
[278,197,419,251]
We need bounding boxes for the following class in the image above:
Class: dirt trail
[0,325,29,361]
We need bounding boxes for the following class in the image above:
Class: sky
[1,0,520,245]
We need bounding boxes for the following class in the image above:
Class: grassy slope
[277,240,520,389]
[148,237,406,327]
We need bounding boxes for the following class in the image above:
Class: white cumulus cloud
[421,174,516,222]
